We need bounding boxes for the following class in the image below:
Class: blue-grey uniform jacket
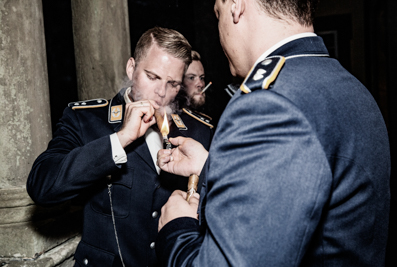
[27,89,213,266]
[156,36,390,266]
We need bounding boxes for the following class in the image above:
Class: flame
[161,111,169,137]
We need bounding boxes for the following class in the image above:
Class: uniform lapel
[128,137,157,173]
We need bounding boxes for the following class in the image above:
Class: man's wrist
[116,130,132,148]
[197,151,209,175]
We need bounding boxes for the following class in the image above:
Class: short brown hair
[256,0,318,26]
[134,27,192,70]
[191,50,201,61]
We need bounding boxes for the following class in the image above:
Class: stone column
[0,1,80,266]
[71,0,131,100]
[0,0,51,189]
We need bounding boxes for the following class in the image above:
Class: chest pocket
[90,166,133,218]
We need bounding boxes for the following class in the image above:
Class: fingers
[171,189,186,198]
[134,101,155,123]
[157,149,173,168]
[146,115,157,127]
[157,148,172,159]
[148,100,160,110]
[187,192,200,205]
[123,101,150,123]
[172,191,199,206]
[158,190,199,232]
[130,100,161,124]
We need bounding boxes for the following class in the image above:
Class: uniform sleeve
[27,107,120,205]
[156,90,332,266]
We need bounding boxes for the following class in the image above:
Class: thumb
[188,192,200,206]
[169,136,185,146]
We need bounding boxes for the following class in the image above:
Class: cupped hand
[158,190,200,231]
[117,100,159,147]
[157,137,209,177]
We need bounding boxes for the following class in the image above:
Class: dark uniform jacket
[27,89,212,266]
[156,36,390,266]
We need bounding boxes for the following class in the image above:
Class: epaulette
[183,108,214,129]
[240,56,285,94]
[195,111,212,121]
[68,98,108,110]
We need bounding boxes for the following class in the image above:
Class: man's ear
[231,0,245,24]
[126,57,135,80]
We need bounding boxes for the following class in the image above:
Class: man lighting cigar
[156,0,390,266]
[27,27,212,267]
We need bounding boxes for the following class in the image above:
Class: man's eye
[147,75,156,81]
[169,81,180,88]
[189,76,195,81]
[200,77,205,81]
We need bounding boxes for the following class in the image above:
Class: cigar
[186,174,199,202]
[154,109,164,130]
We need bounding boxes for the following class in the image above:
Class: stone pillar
[71,0,131,100]
[0,0,51,189]
[0,1,80,266]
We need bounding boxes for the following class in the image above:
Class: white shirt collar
[254,32,317,65]
[124,87,133,104]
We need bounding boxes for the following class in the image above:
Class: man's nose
[198,79,205,89]
[155,83,167,98]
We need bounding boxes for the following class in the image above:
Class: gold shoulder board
[183,108,214,129]
[68,99,109,110]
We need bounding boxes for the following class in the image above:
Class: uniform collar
[239,35,329,94]
[255,33,317,64]
[124,87,133,104]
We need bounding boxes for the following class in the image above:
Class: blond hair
[134,27,192,70]
[191,50,201,61]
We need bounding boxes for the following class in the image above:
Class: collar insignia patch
[171,114,188,130]
[110,105,122,122]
